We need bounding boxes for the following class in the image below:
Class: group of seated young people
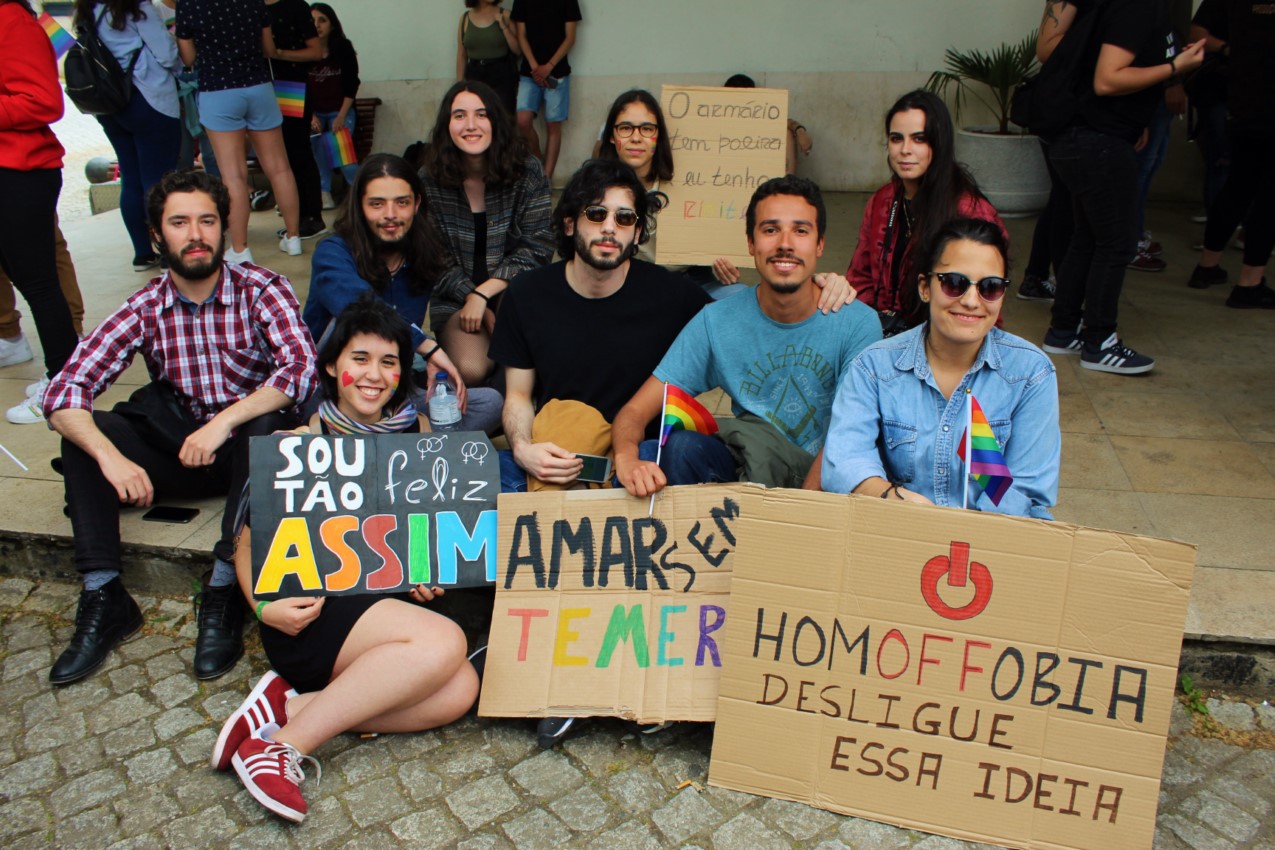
[39,82,1060,824]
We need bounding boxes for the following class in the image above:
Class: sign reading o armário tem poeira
[248,432,499,599]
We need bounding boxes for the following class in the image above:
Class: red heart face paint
[341,371,354,387]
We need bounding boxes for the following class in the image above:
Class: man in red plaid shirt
[42,171,318,686]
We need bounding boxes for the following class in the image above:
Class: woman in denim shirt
[822,218,1060,519]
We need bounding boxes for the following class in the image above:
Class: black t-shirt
[1079,0,1175,142]
[510,0,582,79]
[489,259,710,424]
[174,0,271,92]
[1193,0,1275,133]
[266,0,318,83]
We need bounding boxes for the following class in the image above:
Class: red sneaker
[211,670,296,771]
[232,736,319,823]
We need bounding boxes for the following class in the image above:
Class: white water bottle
[428,373,462,431]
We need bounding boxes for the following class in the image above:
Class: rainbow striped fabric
[273,80,306,119]
[39,12,76,59]
[321,126,358,168]
[659,384,718,447]
[956,393,1013,505]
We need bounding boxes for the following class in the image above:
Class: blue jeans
[97,92,181,264]
[1133,102,1172,239]
[1048,126,1138,346]
[310,110,359,192]
[499,430,737,493]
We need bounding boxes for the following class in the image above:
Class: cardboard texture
[248,433,499,598]
[709,489,1195,850]
[478,485,745,722]
[656,85,787,267]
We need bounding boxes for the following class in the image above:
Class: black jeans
[1047,126,1138,345]
[1203,127,1275,268]
[0,167,78,377]
[1024,140,1073,280]
[280,112,323,224]
[62,404,295,575]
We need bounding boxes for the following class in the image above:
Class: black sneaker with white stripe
[1042,325,1082,355]
[1080,333,1154,375]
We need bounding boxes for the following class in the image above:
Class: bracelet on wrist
[254,599,269,621]
[1168,55,1177,75]
[469,289,490,304]
[422,343,442,362]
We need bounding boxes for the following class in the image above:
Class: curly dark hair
[744,174,827,239]
[553,159,658,261]
[146,170,231,234]
[422,80,527,190]
[596,89,674,185]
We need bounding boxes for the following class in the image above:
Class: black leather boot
[49,577,143,685]
[193,583,245,680]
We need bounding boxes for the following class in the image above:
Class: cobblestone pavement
[1,576,1272,850]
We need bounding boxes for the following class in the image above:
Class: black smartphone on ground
[142,506,201,524]
[576,453,613,484]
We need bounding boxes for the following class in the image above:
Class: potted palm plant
[926,33,1050,217]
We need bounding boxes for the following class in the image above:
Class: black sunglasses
[931,272,1009,302]
[582,205,638,228]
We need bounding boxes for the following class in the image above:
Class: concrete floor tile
[1058,391,1104,435]
[1140,493,1275,571]
[1207,392,1275,443]
[1111,436,1275,498]
[1072,353,1207,394]
[118,498,225,551]
[1254,443,1275,478]
[1053,487,1158,536]
[1184,566,1275,644]
[1088,391,1241,440]
[1060,433,1132,490]
[0,478,73,536]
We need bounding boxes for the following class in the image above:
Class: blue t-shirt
[654,289,881,455]
[174,0,270,93]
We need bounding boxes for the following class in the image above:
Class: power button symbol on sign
[920,541,993,621]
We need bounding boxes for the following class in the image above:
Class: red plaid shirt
[44,263,318,423]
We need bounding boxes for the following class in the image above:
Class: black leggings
[1202,129,1275,267]
[280,113,323,223]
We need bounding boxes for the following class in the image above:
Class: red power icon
[920,541,993,620]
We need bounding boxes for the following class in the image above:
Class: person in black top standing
[1037,0,1203,374]
[266,0,327,240]
[511,0,580,181]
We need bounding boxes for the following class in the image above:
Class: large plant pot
[955,127,1049,218]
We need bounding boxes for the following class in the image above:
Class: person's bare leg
[1237,264,1266,287]
[206,129,250,252]
[439,312,494,386]
[543,121,563,181]
[249,127,301,238]
[517,110,542,161]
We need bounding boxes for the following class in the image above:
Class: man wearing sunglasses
[612,175,882,497]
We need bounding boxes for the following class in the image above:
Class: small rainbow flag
[659,384,718,447]
[273,80,306,119]
[956,392,1013,506]
[321,126,358,168]
[39,12,76,60]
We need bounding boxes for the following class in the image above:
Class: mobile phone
[576,453,613,484]
[142,506,201,524]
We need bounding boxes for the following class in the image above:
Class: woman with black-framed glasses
[820,217,1060,519]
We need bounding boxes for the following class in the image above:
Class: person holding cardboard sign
[821,217,1060,518]
[223,296,479,823]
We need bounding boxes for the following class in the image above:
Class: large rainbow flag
[273,80,306,119]
[320,126,358,169]
[39,12,76,60]
[659,384,718,447]
[956,392,1013,506]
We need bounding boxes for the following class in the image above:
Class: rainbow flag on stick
[39,12,76,59]
[956,391,1013,506]
[659,384,718,447]
[273,80,306,119]
[321,126,358,169]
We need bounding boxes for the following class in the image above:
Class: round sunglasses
[582,205,638,228]
[613,122,658,139]
[930,272,1009,302]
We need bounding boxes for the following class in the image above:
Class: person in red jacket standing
[0,0,80,424]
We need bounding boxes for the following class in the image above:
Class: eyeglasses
[613,122,658,139]
[582,205,638,228]
[931,272,1009,302]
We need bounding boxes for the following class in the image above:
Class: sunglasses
[582,205,638,228]
[613,122,659,139]
[931,272,1009,302]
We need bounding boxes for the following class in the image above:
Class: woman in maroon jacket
[0,0,80,424]
[847,89,1005,333]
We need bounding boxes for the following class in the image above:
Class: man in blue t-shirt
[613,175,882,496]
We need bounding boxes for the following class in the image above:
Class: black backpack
[1010,0,1108,139]
[63,8,140,116]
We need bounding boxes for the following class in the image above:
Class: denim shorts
[198,83,282,132]
[516,74,570,122]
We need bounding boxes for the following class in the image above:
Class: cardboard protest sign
[478,485,745,723]
[656,85,787,267]
[248,432,498,599]
[709,489,1195,850]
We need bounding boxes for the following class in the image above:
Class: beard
[574,230,633,272]
[371,218,412,254]
[761,253,807,294]
[158,235,224,280]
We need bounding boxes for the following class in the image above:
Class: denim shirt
[822,325,1060,519]
[94,3,181,118]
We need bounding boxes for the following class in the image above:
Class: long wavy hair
[422,80,527,191]
[310,3,355,57]
[335,153,448,295]
[597,89,674,185]
[73,0,144,30]
[885,89,987,321]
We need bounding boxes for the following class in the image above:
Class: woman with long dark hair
[420,80,552,386]
[456,0,519,118]
[846,89,1006,331]
[308,2,360,210]
[0,0,80,425]
[74,0,182,272]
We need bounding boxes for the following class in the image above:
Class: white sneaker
[225,246,254,266]
[320,191,336,210]
[6,395,44,424]
[279,235,302,257]
[25,375,49,401]
[0,334,34,368]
